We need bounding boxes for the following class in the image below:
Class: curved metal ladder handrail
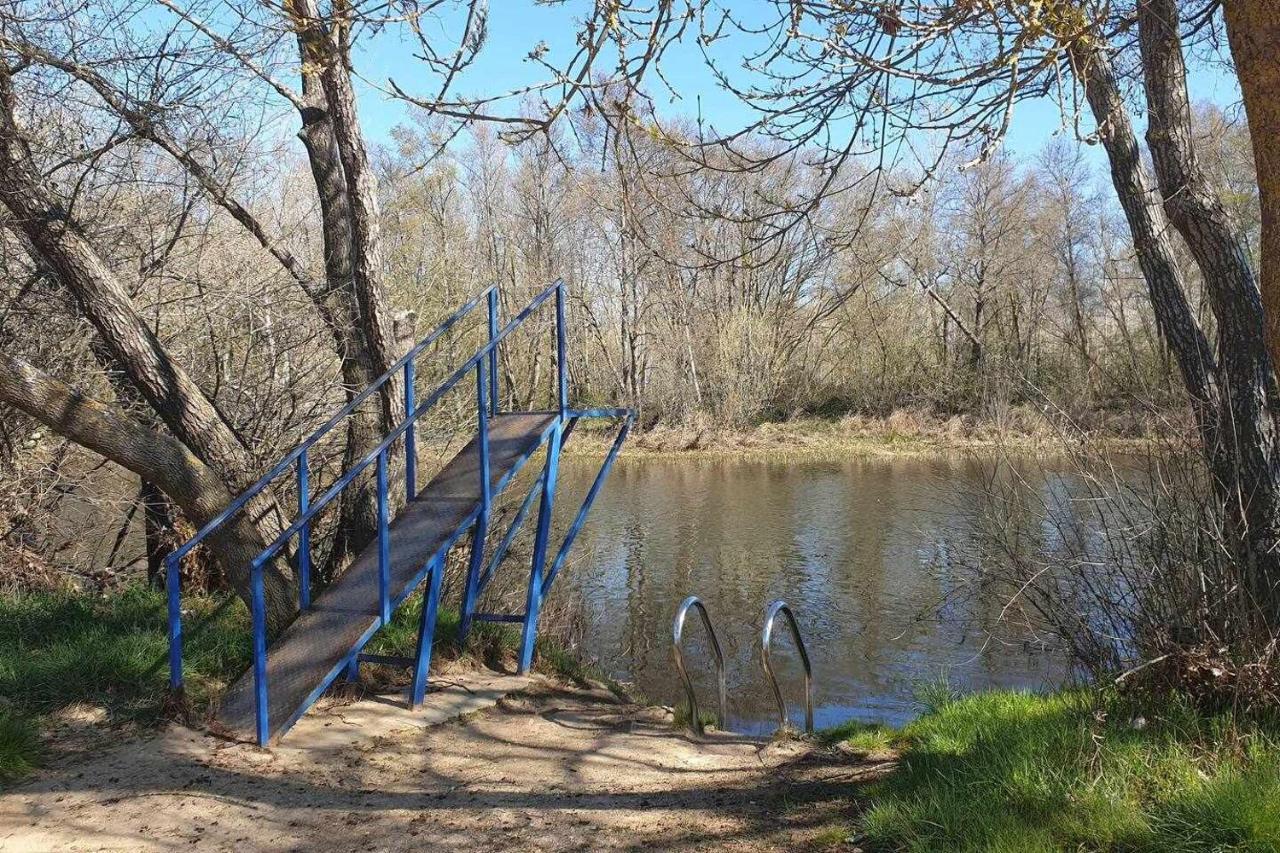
[761,600,814,734]
[671,596,726,734]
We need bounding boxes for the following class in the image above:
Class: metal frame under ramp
[165,281,632,746]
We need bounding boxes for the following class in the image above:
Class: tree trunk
[286,0,405,577]
[1137,0,1280,615]
[1221,1,1280,378]
[142,480,178,589]
[1074,46,1219,417]
[0,62,295,620]
[0,354,296,632]
[291,37,387,578]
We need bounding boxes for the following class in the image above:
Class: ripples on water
[551,454,1083,734]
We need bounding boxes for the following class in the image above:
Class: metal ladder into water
[671,595,814,736]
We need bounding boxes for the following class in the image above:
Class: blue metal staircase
[164,281,632,746]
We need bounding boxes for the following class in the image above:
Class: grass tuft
[671,701,718,731]
[842,688,1280,852]
[817,719,895,753]
[0,708,40,783]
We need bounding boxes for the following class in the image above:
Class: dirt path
[0,672,892,851]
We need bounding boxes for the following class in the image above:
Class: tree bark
[0,61,295,619]
[0,353,295,631]
[1221,1,1280,378]
[286,0,404,576]
[1137,0,1280,615]
[1073,46,1219,417]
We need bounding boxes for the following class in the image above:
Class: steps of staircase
[214,411,558,743]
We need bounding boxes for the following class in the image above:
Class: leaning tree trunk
[1138,0,1280,617]
[0,62,296,621]
[2,35,402,581]
[1221,1,1280,378]
[0,354,296,631]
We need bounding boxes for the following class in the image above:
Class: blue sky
[349,2,1243,165]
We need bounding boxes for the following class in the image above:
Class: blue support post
[477,365,492,507]
[297,449,311,610]
[459,515,488,639]
[410,555,445,708]
[251,556,269,747]
[487,288,499,415]
[377,449,391,625]
[555,282,567,420]
[478,470,541,593]
[542,415,632,597]
[166,554,182,691]
[404,358,417,500]
[460,363,492,638]
[519,419,562,673]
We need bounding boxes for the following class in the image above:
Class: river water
[553,454,1081,734]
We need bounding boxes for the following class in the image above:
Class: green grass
[0,586,249,721]
[0,708,40,783]
[671,701,719,731]
[0,584,613,785]
[0,585,250,785]
[835,688,1280,852]
[817,719,895,752]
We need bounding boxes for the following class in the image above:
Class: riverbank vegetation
[826,688,1280,852]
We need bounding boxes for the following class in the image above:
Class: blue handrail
[166,281,562,693]
[168,284,497,566]
[165,276,622,749]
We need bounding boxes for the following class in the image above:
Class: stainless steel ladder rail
[760,600,814,733]
[671,595,726,734]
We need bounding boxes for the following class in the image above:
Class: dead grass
[563,409,1158,460]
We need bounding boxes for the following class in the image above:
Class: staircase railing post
[555,281,567,420]
[377,449,391,624]
[410,553,445,708]
[477,363,491,509]
[487,288,499,416]
[297,449,311,610]
[519,418,561,673]
[166,553,182,691]
[404,357,417,499]
[251,555,269,747]
[460,363,492,638]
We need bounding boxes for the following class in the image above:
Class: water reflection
[553,454,1077,734]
